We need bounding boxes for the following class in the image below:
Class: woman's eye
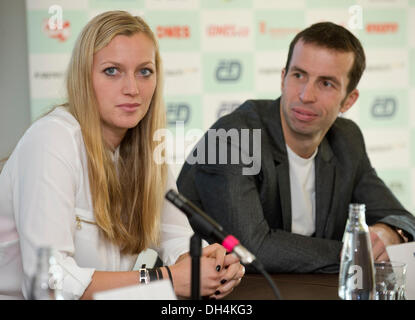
[139,68,153,77]
[104,67,118,76]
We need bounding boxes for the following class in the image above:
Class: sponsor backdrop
[26,0,415,215]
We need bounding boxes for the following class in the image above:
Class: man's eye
[323,80,333,88]
[104,67,118,76]
[293,73,302,79]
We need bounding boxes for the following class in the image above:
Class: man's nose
[299,81,316,103]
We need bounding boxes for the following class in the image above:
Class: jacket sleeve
[351,129,415,241]
[178,155,342,274]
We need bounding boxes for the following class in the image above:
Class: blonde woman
[0,11,244,300]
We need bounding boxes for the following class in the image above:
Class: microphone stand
[190,233,202,300]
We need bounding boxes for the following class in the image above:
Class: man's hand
[369,223,402,262]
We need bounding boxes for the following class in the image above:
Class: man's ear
[340,89,359,113]
[281,68,286,92]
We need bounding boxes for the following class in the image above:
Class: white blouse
[0,107,198,300]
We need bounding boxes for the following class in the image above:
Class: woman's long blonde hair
[66,11,166,254]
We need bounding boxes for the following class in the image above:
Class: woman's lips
[292,107,318,122]
[116,103,140,112]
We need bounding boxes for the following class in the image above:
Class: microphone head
[165,189,177,202]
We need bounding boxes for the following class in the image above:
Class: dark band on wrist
[165,266,174,287]
[156,267,163,280]
[149,269,157,282]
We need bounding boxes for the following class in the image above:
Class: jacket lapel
[263,98,292,232]
[314,137,336,238]
[275,160,292,231]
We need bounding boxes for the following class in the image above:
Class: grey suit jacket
[177,98,415,273]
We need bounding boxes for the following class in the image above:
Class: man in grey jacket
[177,22,415,273]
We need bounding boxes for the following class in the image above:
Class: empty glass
[374,261,407,300]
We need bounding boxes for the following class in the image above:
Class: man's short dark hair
[284,22,366,95]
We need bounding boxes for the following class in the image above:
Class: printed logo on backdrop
[254,51,286,94]
[202,95,250,130]
[29,54,70,100]
[257,66,282,76]
[360,9,407,47]
[366,61,406,73]
[201,10,253,51]
[371,97,397,118]
[34,71,65,81]
[162,53,201,95]
[203,53,253,93]
[254,11,304,50]
[364,130,410,171]
[164,66,199,77]
[43,19,71,42]
[146,11,200,51]
[27,10,87,53]
[206,24,250,38]
[216,60,242,82]
[367,141,408,159]
[359,91,407,128]
[167,102,191,126]
[258,22,300,38]
[157,25,191,39]
[165,95,202,132]
[360,49,408,89]
[366,22,398,33]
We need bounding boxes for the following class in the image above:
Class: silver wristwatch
[139,264,150,284]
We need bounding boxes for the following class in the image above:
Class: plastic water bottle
[338,204,375,300]
[29,247,64,300]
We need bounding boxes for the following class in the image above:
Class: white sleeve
[12,119,94,300]
[153,167,208,265]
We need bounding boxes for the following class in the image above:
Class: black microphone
[165,189,257,265]
[165,189,283,300]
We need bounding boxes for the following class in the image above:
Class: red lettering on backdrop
[156,26,190,39]
[366,23,398,33]
[207,25,249,37]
